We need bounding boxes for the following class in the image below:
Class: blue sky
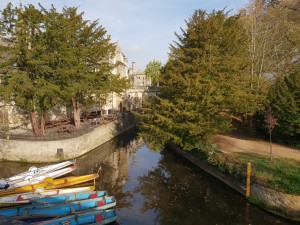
[0,0,248,70]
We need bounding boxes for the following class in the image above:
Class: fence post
[246,162,251,197]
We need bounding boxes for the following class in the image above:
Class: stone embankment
[167,143,300,222]
[0,116,135,163]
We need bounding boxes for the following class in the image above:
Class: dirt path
[214,135,300,162]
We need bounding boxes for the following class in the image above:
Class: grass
[231,153,300,195]
[189,141,300,194]
[205,150,300,195]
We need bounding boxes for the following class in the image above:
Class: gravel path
[214,135,300,162]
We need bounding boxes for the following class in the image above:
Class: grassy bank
[193,150,300,195]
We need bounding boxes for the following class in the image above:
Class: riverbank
[0,114,135,163]
[166,142,300,222]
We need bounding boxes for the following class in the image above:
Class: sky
[0,0,249,71]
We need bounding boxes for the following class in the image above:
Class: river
[0,128,298,225]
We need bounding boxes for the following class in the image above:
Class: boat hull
[31,209,117,225]
[0,186,95,206]
[31,190,107,204]
[5,160,76,183]
[0,173,99,196]
[0,196,115,218]
[8,165,77,189]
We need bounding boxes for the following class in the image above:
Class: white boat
[5,160,76,183]
[7,165,76,189]
[0,186,95,206]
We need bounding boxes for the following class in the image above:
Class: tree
[265,108,277,161]
[138,10,249,151]
[0,3,60,136]
[39,6,117,128]
[0,3,129,135]
[269,64,300,138]
[144,59,162,86]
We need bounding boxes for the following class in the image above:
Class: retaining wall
[0,120,135,163]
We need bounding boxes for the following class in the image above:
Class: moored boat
[5,160,76,183]
[0,186,95,206]
[0,173,99,197]
[7,165,77,189]
[0,196,116,218]
[31,190,107,204]
[31,209,117,225]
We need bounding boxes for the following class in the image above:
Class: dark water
[0,128,298,225]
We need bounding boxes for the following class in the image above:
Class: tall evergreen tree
[0,3,129,135]
[40,6,115,128]
[138,10,248,151]
[0,3,60,136]
[269,64,300,137]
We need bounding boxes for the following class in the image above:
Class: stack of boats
[0,160,117,225]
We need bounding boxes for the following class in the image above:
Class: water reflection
[0,128,298,225]
[76,128,296,225]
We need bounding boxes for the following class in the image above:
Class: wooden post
[246,162,251,197]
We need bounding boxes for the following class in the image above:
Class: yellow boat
[0,174,98,196]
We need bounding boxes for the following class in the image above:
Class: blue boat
[31,190,107,204]
[32,209,117,225]
[0,196,116,218]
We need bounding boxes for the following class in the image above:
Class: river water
[0,128,298,225]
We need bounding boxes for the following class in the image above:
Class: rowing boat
[31,190,107,204]
[5,160,76,183]
[0,196,115,218]
[0,186,95,206]
[31,209,117,225]
[0,173,99,196]
[7,165,76,189]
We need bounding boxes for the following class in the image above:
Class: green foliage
[40,6,117,108]
[138,10,250,151]
[269,64,300,137]
[144,59,162,85]
[0,3,129,133]
[207,150,246,180]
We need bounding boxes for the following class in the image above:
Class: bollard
[246,162,251,197]
[6,135,9,140]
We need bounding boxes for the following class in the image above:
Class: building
[92,42,129,115]
[124,62,151,111]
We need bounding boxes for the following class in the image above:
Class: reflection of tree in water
[97,155,133,209]
[135,151,206,225]
[135,151,282,225]
[95,137,145,210]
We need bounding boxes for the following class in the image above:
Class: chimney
[132,62,136,72]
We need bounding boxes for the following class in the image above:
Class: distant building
[93,42,129,115]
[124,62,151,111]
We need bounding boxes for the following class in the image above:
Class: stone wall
[0,120,135,163]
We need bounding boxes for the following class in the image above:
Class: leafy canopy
[138,10,249,151]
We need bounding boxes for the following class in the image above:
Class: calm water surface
[0,129,297,225]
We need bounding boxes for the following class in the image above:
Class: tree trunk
[269,131,273,161]
[72,97,81,129]
[30,111,45,137]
